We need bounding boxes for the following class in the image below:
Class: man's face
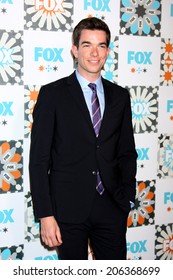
[72,29,110,81]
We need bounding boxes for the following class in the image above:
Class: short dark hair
[72,17,111,48]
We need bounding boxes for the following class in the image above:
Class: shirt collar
[75,69,103,93]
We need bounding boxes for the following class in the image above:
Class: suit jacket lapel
[98,78,112,141]
[67,72,95,134]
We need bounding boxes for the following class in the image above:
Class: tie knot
[88,83,97,93]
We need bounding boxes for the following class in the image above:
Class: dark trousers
[57,190,128,260]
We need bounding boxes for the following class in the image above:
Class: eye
[83,44,90,48]
[99,44,107,48]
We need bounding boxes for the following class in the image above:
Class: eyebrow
[81,41,107,46]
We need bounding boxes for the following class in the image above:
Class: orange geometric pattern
[160,39,173,86]
[24,85,40,138]
[0,141,23,193]
[128,180,155,227]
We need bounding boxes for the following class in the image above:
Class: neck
[76,68,101,82]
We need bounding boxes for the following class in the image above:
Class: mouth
[88,60,100,64]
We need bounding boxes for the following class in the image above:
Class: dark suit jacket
[29,72,137,223]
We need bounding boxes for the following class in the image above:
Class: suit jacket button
[96,145,99,149]
[92,171,96,175]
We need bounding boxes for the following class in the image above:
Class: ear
[71,45,78,59]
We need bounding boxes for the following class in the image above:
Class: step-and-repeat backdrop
[0,0,173,260]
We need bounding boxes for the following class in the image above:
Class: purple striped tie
[88,83,104,195]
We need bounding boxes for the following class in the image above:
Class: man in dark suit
[29,17,137,260]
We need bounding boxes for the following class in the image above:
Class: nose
[91,47,98,56]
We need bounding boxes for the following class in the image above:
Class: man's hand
[40,216,62,247]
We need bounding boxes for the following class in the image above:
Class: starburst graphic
[129,86,158,133]
[136,67,143,74]
[0,141,23,193]
[3,228,8,233]
[120,0,161,36]
[45,65,52,72]
[39,65,44,71]
[1,7,7,14]
[167,207,172,212]
[24,85,40,138]
[101,37,118,83]
[1,120,7,126]
[128,180,155,227]
[0,30,23,84]
[38,64,59,72]
[155,223,173,260]
[53,65,58,71]
[24,0,73,31]
[157,134,173,178]
[138,163,145,169]
[130,67,147,74]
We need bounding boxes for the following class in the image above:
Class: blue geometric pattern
[120,0,161,36]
